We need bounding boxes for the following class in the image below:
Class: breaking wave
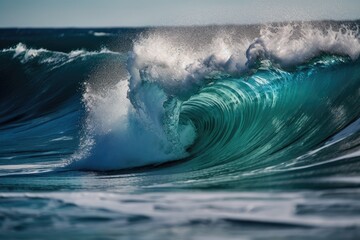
[67,23,360,172]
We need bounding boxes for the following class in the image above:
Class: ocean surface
[1,21,360,239]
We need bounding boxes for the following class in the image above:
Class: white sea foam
[68,80,195,170]
[251,24,360,66]
[2,43,119,65]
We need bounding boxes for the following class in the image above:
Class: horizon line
[0,18,359,29]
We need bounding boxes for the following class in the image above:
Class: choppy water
[1,21,360,239]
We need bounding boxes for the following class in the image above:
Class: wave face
[1,22,360,239]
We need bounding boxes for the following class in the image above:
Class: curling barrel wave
[69,24,360,173]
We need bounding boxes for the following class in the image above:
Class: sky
[0,0,359,27]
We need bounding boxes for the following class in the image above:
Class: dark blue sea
[1,21,360,239]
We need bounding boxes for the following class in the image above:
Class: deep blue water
[1,22,360,239]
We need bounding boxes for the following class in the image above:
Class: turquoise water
[1,22,360,239]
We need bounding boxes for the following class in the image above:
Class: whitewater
[1,21,360,239]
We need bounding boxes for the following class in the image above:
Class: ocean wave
[68,23,360,171]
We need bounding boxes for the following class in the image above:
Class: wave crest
[128,24,359,99]
[1,43,119,65]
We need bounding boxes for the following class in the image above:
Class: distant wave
[1,43,120,64]
[88,31,115,37]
